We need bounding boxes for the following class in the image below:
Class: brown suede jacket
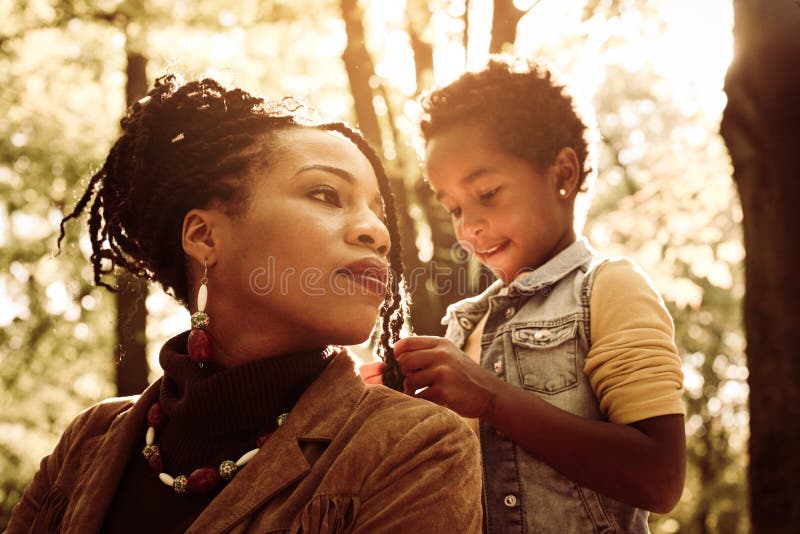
[7,349,483,533]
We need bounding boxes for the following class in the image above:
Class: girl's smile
[425,125,577,282]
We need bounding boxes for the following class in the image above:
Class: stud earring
[188,259,212,367]
[559,188,568,197]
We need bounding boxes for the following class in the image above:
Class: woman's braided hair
[420,57,593,190]
[58,74,407,390]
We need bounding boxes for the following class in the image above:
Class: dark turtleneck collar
[101,332,335,533]
[155,331,334,474]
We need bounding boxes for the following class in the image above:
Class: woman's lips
[349,272,387,297]
[337,258,389,298]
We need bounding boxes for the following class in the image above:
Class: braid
[60,74,409,389]
[59,75,302,304]
[320,122,409,391]
[58,174,100,248]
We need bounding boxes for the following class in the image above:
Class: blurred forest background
[0,0,767,531]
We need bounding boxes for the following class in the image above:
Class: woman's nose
[357,233,389,256]
[349,209,391,257]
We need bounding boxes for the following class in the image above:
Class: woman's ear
[553,147,580,198]
[182,209,221,267]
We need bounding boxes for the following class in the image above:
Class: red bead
[147,403,167,430]
[147,450,163,473]
[187,467,221,493]
[188,328,212,364]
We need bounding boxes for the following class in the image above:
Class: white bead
[159,473,175,486]
[146,427,155,445]
[236,448,259,467]
[197,284,207,312]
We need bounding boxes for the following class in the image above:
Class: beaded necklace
[141,401,288,495]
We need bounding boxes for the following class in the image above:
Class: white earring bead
[197,284,207,312]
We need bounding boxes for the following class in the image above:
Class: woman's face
[210,128,391,356]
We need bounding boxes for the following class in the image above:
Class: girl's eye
[478,186,501,202]
[448,206,462,218]
[309,185,341,206]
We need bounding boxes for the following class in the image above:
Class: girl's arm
[486,375,684,513]
[396,335,685,513]
[396,259,686,513]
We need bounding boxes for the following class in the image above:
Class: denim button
[504,307,515,319]
[458,317,474,330]
[504,494,517,507]
[533,329,552,341]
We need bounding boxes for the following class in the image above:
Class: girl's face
[425,125,576,283]
[211,128,391,356]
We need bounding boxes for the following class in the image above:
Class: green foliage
[0,18,121,525]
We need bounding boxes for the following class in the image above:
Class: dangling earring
[188,259,212,367]
[558,188,568,197]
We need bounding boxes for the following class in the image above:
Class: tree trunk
[406,0,434,96]
[720,2,800,531]
[489,0,525,54]
[115,49,149,396]
[463,0,469,68]
[339,0,383,150]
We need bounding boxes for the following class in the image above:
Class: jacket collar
[66,348,364,533]
[510,237,594,294]
[441,237,595,324]
[187,347,365,532]
[65,381,160,532]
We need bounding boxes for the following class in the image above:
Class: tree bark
[720,2,800,531]
[489,0,525,54]
[339,0,383,150]
[463,0,469,68]
[406,0,434,96]
[115,49,149,396]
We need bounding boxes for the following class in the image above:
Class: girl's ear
[182,208,221,267]
[553,147,580,198]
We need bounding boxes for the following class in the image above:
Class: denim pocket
[511,321,578,394]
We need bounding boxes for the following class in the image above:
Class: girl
[7,75,482,533]
[378,58,686,533]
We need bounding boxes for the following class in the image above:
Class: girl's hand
[394,336,500,419]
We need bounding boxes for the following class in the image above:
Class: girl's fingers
[393,335,445,356]
[403,367,439,394]
[396,348,450,372]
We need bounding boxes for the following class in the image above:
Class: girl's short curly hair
[420,57,593,191]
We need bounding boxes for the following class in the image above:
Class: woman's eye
[309,185,341,206]
[478,186,501,202]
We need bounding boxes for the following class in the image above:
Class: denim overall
[442,239,649,533]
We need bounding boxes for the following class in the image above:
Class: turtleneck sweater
[101,331,333,533]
